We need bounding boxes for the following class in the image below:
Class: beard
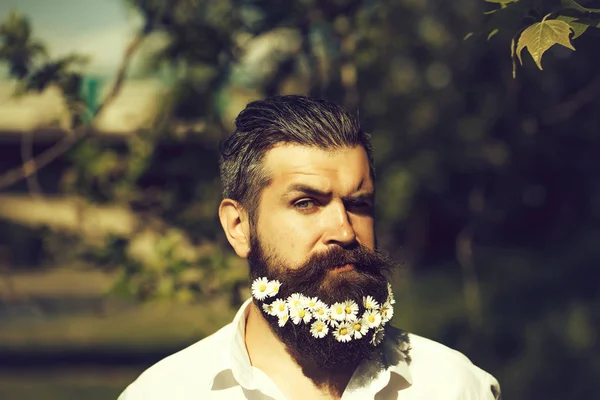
[247,234,397,376]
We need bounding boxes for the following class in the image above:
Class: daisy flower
[381,301,394,323]
[343,300,359,317]
[305,296,319,311]
[251,277,270,300]
[370,326,385,346]
[287,293,305,310]
[362,309,382,329]
[278,314,289,327]
[330,302,346,321]
[332,322,354,342]
[262,302,275,316]
[352,320,370,339]
[271,299,288,318]
[310,320,329,338]
[267,279,281,298]
[362,295,380,310]
[387,283,396,305]
[312,302,330,321]
[290,307,312,325]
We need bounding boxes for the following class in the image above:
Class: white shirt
[119,299,500,399]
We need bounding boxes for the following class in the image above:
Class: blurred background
[0,0,599,399]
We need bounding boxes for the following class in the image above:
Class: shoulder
[406,333,501,399]
[119,323,234,400]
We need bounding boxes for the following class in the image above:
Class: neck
[245,302,355,399]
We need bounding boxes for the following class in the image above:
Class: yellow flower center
[345,306,352,314]
[368,315,375,323]
[273,286,279,293]
[382,309,387,316]
[354,323,362,331]
[340,328,348,335]
[309,301,315,307]
[298,310,306,318]
[336,307,343,314]
[294,300,301,307]
[316,325,323,332]
[259,284,266,292]
[278,304,285,311]
[318,309,324,315]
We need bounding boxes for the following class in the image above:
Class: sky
[0,0,143,77]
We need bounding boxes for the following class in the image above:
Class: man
[119,95,501,399]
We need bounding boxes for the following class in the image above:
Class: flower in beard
[343,299,359,321]
[313,301,330,321]
[262,302,276,316]
[332,322,354,342]
[305,296,319,311]
[363,295,380,311]
[352,319,370,339]
[271,299,288,318]
[287,293,306,310]
[251,277,270,300]
[387,282,396,305]
[278,314,289,327]
[330,302,346,322]
[310,320,329,338]
[290,307,312,325]
[371,326,385,346]
[381,301,394,323]
[362,309,382,329]
[267,279,281,298]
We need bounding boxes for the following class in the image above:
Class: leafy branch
[467,0,600,77]
[0,13,148,190]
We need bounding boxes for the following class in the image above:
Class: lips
[331,264,355,273]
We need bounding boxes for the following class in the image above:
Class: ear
[219,199,251,258]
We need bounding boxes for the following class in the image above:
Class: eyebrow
[283,183,374,203]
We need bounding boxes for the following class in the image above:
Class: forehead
[261,144,373,193]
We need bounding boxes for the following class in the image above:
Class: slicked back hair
[219,95,375,219]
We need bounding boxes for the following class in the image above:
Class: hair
[219,95,375,218]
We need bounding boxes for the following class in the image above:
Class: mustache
[276,243,393,290]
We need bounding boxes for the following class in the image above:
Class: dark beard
[247,236,397,379]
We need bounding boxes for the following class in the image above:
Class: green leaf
[557,15,589,39]
[464,32,474,40]
[516,15,576,71]
[488,28,500,40]
[561,0,600,13]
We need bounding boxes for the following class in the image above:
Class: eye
[293,199,318,211]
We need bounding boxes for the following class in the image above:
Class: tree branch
[0,30,147,191]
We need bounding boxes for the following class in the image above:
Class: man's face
[246,145,394,372]
[253,144,376,271]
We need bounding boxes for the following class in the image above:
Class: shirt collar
[209,298,413,395]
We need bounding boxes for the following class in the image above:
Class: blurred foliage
[1,0,600,398]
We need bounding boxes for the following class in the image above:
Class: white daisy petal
[362,309,382,328]
[310,320,329,338]
[278,314,289,327]
[251,277,270,301]
[306,296,319,311]
[363,295,380,310]
[330,302,346,321]
[381,302,394,323]
[343,300,359,318]
[387,283,396,305]
[332,322,354,342]
[287,293,305,310]
[313,304,330,321]
[266,280,281,298]
[371,326,385,346]
[262,302,275,316]
[352,320,370,339]
[290,308,313,325]
[271,299,289,318]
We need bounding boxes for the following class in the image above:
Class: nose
[322,200,356,247]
